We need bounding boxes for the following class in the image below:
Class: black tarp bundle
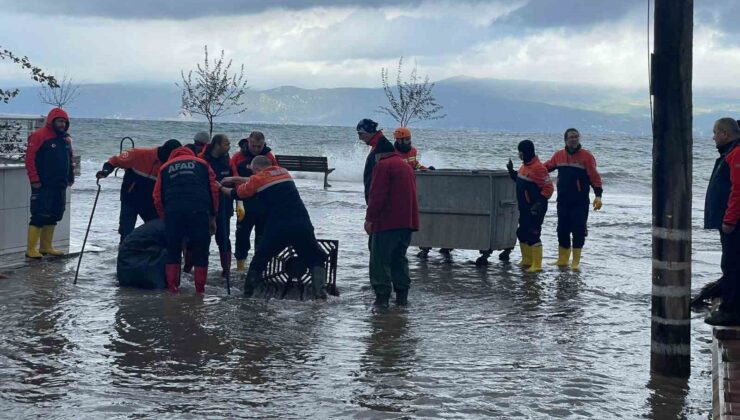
[116,219,167,289]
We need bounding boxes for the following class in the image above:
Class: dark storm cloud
[0,0,432,19]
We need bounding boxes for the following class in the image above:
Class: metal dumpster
[411,169,518,251]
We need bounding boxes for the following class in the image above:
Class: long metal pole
[650,0,693,377]
[74,179,101,284]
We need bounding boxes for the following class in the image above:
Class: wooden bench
[275,155,335,189]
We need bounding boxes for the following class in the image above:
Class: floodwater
[0,119,721,418]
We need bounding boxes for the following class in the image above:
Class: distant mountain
[1,77,736,135]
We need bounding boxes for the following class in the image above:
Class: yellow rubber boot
[236,259,246,272]
[549,247,571,267]
[571,248,582,271]
[526,245,543,273]
[518,243,532,267]
[39,225,64,256]
[26,226,43,259]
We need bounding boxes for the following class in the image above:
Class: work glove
[506,159,514,172]
[593,197,602,211]
[96,169,111,179]
[236,204,245,222]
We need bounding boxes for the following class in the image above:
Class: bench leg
[323,172,331,189]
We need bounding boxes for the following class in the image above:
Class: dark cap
[356,118,378,134]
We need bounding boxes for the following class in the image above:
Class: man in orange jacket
[97,139,182,242]
[507,140,554,272]
[543,128,603,270]
[24,107,74,258]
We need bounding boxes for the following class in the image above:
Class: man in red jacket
[365,148,419,308]
[704,117,740,325]
[153,147,219,294]
[24,107,74,258]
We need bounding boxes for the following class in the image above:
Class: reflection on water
[0,120,719,417]
[355,311,418,414]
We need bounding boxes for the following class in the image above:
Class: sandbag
[116,219,167,289]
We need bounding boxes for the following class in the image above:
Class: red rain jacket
[365,153,419,233]
[25,107,74,186]
[724,146,740,227]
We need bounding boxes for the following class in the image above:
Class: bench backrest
[276,155,329,172]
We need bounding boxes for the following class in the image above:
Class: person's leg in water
[552,201,572,267]
[369,230,398,308]
[164,212,186,292]
[389,229,413,305]
[290,226,328,300]
[118,201,138,243]
[570,202,589,271]
[234,211,257,272]
[244,228,289,297]
[189,212,212,294]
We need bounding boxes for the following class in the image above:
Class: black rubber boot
[374,294,390,309]
[395,289,408,306]
[310,266,328,300]
[244,270,260,297]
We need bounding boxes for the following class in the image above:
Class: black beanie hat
[356,118,378,134]
[518,139,536,163]
[157,139,182,162]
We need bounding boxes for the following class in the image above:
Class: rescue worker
[185,131,210,155]
[365,141,419,307]
[357,118,395,203]
[704,118,740,325]
[230,131,279,271]
[96,139,182,242]
[24,107,74,258]
[506,140,554,272]
[543,128,603,270]
[153,147,219,294]
[392,126,447,259]
[220,156,327,299]
[199,134,235,278]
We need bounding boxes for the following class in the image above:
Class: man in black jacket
[356,118,395,204]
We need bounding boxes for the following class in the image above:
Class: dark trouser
[369,229,412,298]
[165,211,211,268]
[118,200,159,241]
[719,229,740,312]
[214,206,232,255]
[248,223,326,274]
[517,205,547,246]
[234,210,266,260]
[557,201,589,249]
[29,186,67,227]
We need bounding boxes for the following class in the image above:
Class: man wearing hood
[24,107,74,258]
[230,131,278,271]
[357,119,395,204]
[153,147,219,294]
[543,128,603,271]
[199,134,236,278]
[507,140,554,272]
[703,118,740,326]
[185,131,210,155]
[97,139,182,242]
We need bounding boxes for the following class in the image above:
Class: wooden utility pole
[650,0,693,377]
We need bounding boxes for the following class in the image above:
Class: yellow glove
[593,197,602,211]
[236,204,245,222]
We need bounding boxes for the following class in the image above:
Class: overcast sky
[0,0,737,90]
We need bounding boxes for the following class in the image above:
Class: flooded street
[0,119,719,418]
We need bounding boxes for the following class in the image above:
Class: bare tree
[177,45,249,136]
[39,73,80,108]
[378,56,445,127]
[0,46,58,104]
